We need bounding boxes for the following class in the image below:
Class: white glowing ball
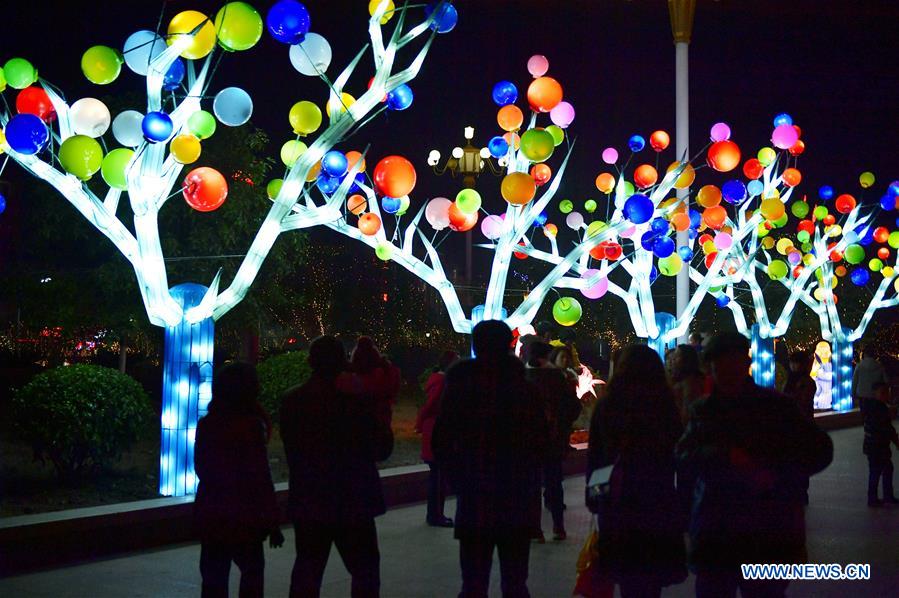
[70,98,111,138]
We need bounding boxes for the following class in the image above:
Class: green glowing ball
[552,297,582,327]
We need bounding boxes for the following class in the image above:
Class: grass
[0,381,427,518]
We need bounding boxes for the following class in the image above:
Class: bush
[11,364,153,480]
[257,351,312,422]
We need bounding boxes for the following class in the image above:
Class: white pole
[675,40,690,343]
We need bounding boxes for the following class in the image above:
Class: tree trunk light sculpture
[0,0,452,495]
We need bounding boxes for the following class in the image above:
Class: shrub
[11,364,153,480]
[256,351,312,423]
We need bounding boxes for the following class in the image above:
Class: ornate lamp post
[427,127,504,283]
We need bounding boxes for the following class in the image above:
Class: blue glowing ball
[623,193,653,224]
[266,0,311,45]
[688,229,698,240]
[722,179,748,204]
[382,195,402,214]
[649,265,659,283]
[678,246,694,261]
[628,134,646,153]
[163,59,185,91]
[818,185,834,200]
[641,231,659,251]
[488,135,510,159]
[688,210,701,229]
[716,295,731,307]
[535,211,548,226]
[321,150,348,177]
[859,227,874,246]
[0,193,6,215]
[4,113,49,155]
[425,2,458,33]
[850,267,870,286]
[889,180,899,198]
[316,173,340,194]
[142,111,173,143]
[491,81,518,107]
[747,179,764,197]
[653,235,675,258]
[650,217,670,234]
[349,172,366,194]
[773,113,793,127]
[387,84,413,111]
[880,194,895,211]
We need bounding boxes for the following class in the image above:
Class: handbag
[573,516,613,598]
[585,456,623,514]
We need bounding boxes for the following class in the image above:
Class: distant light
[464,126,474,140]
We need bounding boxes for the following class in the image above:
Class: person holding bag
[583,344,687,598]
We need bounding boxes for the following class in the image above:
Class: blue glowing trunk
[831,338,853,412]
[647,312,676,358]
[751,324,775,387]
[159,284,214,497]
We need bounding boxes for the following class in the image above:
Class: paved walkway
[2,427,897,597]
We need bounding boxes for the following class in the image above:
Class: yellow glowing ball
[167,11,217,60]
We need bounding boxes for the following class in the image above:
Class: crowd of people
[190,323,897,598]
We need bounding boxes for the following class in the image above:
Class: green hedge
[11,364,153,480]
[257,351,312,423]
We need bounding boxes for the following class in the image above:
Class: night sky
[3,0,899,325]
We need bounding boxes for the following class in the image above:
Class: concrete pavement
[2,426,897,597]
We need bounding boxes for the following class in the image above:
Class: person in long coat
[587,344,687,598]
[415,350,460,526]
[677,333,833,598]
[433,321,548,598]
[194,362,283,598]
[281,335,394,598]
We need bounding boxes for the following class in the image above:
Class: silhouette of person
[416,350,460,527]
[677,333,833,598]
[524,340,581,541]
[586,345,687,598]
[194,362,283,598]
[432,320,548,598]
[280,336,394,598]
[862,382,899,506]
[351,336,402,420]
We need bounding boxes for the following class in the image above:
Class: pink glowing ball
[601,147,619,164]
[710,122,731,142]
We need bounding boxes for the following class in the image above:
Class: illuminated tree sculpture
[290,57,639,340]
[0,0,453,495]
[788,177,899,411]
[680,116,872,389]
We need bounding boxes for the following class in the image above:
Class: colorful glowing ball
[707,140,741,172]
[595,173,615,194]
[552,297,582,327]
[387,84,414,111]
[480,214,504,239]
[628,135,645,153]
[142,111,173,143]
[491,80,518,106]
[488,136,510,159]
[771,124,799,149]
[182,167,228,212]
[58,135,103,180]
[373,155,416,198]
[709,122,731,142]
[835,194,856,214]
[4,113,49,155]
[455,188,482,214]
[527,54,549,78]
[359,212,381,236]
[448,202,478,232]
[526,76,563,113]
[782,168,802,187]
[520,128,554,162]
[266,0,311,44]
[16,87,55,122]
[501,172,537,205]
[859,171,875,189]
[697,185,722,208]
[649,130,670,152]
[601,147,619,164]
[818,185,835,200]
[633,164,658,188]
[167,10,217,60]
[623,194,653,224]
[580,269,608,299]
[722,180,748,204]
[424,1,458,33]
[321,150,348,177]
[101,148,135,190]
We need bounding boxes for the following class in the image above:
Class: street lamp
[428,126,505,189]
[428,127,505,285]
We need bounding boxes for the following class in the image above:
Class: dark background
[2,0,898,342]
